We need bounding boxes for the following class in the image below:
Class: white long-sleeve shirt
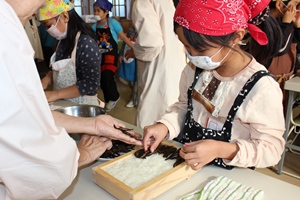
[159,59,285,168]
[131,0,186,128]
[0,1,79,199]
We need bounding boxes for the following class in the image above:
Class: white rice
[103,154,175,189]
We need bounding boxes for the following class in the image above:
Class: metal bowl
[55,105,106,117]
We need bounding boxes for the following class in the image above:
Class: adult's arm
[51,111,142,145]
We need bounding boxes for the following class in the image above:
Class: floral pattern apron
[175,68,274,169]
[50,32,99,106]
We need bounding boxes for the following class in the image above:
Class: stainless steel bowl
[55,105,106,117]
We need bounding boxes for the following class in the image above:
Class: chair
[287,98,300,155]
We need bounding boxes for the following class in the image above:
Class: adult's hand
[94,115,143,146]
[77,135,112,167]
[52,112,143,146]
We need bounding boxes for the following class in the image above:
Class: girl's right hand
[124,48,135,59]
[119,56,123,63]
[283,4,296,23]
[143,123,169,152]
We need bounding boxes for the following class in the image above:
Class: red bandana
[174,0,270,45]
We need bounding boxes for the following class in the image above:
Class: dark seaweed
[100,140,135,159]
[134,144,185,168]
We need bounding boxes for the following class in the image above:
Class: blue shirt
[92,18,123,43]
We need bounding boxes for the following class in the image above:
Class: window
[110,0,127,18]
[72,0,129,18]
[73,0,83,15]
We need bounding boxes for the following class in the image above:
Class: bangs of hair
[174,22,236,51]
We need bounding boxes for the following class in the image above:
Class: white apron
[50,32,100,106]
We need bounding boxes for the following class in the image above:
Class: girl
[92,0,134,112]
[118,25,138,108]
[142,0,285,170]
[40,0,103,106]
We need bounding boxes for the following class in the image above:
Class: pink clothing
[159,57,285,168]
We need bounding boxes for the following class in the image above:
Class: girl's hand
[119,56,123,63]
[180,140,219,170]
[44,90,59,102]
[143,123,169,152]
[283,4,296,23]
[124,48,135,59]
[180,140,239,170]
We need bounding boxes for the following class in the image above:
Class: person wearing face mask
[92,0,134,112]
[0,0,143,199]
[39,0,104,107]
[142,0,285,171]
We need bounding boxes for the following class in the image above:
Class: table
[50,101,300,200]
[58,162,300,200]
[1,100,300,199]
[277,76,300,176]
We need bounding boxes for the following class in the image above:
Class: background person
[92,0,134,112]
[127,0,186,128]
[118,25,138,108]
[40,0,104,106]
[0,0,142,199]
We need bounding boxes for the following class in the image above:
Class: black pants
[42,46,54,68]
[100,70,119,102]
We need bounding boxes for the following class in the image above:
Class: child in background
[142,0,285,171]
[92,0,134,112]
[39,0,103,106]
[118,26,138,108]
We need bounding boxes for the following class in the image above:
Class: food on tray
[100,140,135,159]
[100,125,142,159]
[103,153,175,189]
[134,143,185,167]
[114,125,142,141]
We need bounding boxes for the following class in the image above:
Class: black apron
[96,19,119,73]
[174,67,274,169]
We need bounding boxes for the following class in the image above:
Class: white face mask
[94,15,101,21]
[186,46,233,70]
[47,16,68,40]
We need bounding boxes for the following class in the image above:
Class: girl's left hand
[180,140,219,170]
[45,91,59,102]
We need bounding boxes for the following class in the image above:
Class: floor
[37,61,300,188]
